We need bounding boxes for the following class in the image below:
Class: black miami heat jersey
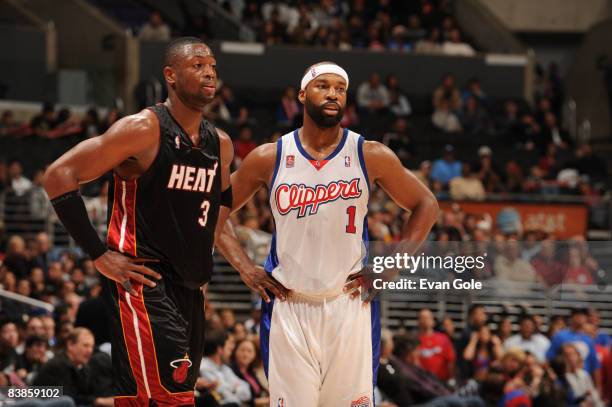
[106,104,221,288]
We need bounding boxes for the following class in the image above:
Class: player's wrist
[51,189,107,260]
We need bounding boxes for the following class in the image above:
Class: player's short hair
[164,37,208,67]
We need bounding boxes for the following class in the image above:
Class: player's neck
[301,119,342,152]
[164,96,203,136]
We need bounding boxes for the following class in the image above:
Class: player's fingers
[258,288,271,304]
[130,264,162,280]
[120,279,139,297]
[363,288,379,304]
[132,257,160,264]
[126,271,157,288]
[343,277,361,293]
[265,278,288,300]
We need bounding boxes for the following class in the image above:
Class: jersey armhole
[357,135,371,195]
[268,137,283,200]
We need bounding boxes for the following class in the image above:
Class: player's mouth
[322,103,340,114]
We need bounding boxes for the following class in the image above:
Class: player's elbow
[419,194,439,226]
[43,162,75,198]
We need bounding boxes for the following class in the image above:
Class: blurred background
[1,1,612,406]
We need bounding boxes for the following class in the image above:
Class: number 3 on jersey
[199,199,210,227]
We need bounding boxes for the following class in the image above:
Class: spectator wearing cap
[546,308,601,377]
[431,145,461,186]
[503,315,550,362]
[449,163,485,201]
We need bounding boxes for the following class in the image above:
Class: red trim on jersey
[107,175,137,257]
[308,159,330,170]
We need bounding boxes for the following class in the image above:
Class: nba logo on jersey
[277,397,284,407]
[345,155,351,167]
[286,155,295,168]
[174,135,181,150]
[351,396,370,407]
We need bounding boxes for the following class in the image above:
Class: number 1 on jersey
[346,205,357,234]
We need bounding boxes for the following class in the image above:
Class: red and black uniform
[104,104,221,406]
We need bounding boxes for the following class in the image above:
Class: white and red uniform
[261,128,380,407]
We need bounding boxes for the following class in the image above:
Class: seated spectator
[541,112,571,151]
[415,27,442,54]
[432,73,462,112]
[462,78,488,105]
[33,328,113,406]
[234,126,258,164]
[276,86,300,126]
[199,329,251,406]
[546,308,600,376]
[139,11,171,41]
[462,325,503,381]
[244,302,261,336]
[230,339,269,406]
[504,160,524,193]
[356,73,389,113]
[15,335,49,384]
[416,309,456,382]
[3,235,29,279]
[568,144,607,183]
[431,145,461,186]
[493,240,538,283]
[0,321,19,374]
[531,239,566,286]
[30,102,56,137]
[559,344,605,407]
[449,163,486,201]
[404,14,426,44]
[503,315,550,362]
[564,246,593,285]
[473,146,503,193]
[387,25,411,52]
[220,309,237,332]
[587,308,611,348]
[7,161,32,197]
[432,99,462,133]
[442,29,476,56]
[386,74,412,118]
[382,117,413,164]
[28,169,50,219]
[460,96,490,134]
[497,100,520,135]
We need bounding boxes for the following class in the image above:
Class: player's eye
[194,63,202,69]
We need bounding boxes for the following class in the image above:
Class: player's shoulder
[361,139,395,159]
[105,108,158,138]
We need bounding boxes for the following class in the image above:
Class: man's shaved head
[164,37,211,67]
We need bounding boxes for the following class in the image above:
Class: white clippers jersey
[264,128,370,297]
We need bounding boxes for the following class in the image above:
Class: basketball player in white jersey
[217,62,438,406]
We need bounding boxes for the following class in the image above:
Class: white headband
[300,63,349,91]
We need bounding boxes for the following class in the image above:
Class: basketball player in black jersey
[44,37,288,406]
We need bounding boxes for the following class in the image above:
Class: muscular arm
[43,110,159,198]
[215,142,289,301]
[43,110,162,295]
[213,128,234,245]
[345,141,438,298]
[364,141,438,252]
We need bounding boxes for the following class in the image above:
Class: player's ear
[298,89,306,104]
[163,66,176,87]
